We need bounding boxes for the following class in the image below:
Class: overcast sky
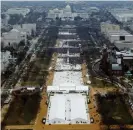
[1,0,133,1]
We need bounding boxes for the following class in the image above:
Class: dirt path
[36,124,101,130]
[33,52,58,130]
[81,63,88,84]
[81,63,101,124]
[4,125,33,130]
[4,124,133,130]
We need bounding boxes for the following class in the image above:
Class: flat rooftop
[107,30,132,36]
[46,94,90,124]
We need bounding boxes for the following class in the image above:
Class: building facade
[101,23,133,49]
[110,8,133,22]
[2,29,27,47]
[6,8,30,16]
[1,51,12,72]
[13,23,36,36]
[101,48,133,76]
[101,22,120,34]
[107,30,133,43]
[47,5,89,20]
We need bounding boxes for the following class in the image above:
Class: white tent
[47,95,66,124]
[46,94,90,124]
[70,95,89,124]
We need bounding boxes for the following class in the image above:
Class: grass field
[90,77,117,88]
[97,94,133,125]
[21,57,50,87]
[2,56,49,126]
[3,94,41,125]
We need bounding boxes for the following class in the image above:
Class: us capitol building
[47,5,89,20]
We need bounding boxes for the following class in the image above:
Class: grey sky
[1,0,133,1]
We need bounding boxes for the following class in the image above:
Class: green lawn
[98,95,133,125]
[3,95,40,125]
[20,95,40,124]
[90,77,116,88]
[21,57,50,87]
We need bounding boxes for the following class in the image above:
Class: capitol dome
[11,29,19,32]
[54,8,59,12]
[66,5,71,9]
[64,5,71,12]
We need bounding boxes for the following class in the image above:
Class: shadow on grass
[96,93,133,125]
[2,93,41,127]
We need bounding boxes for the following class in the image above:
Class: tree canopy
[74,16,82,21]
[8,14,24,25]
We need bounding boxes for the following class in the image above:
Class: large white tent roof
[46,94,90,124]
[70,95,88,121]
[48,95,66,122]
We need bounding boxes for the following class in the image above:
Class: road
[27,38,39,55]
[92,59,132,93]
[2,28,45,90]
[89,33,97,46]
[1,32,44,106]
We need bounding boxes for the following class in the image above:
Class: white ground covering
[58,39,80,47]
[55,58,81,71]
[53,71,83,86]
[46,33,90,125]
[46,94,90,124]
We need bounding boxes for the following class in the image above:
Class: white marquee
[46,94,90,124]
